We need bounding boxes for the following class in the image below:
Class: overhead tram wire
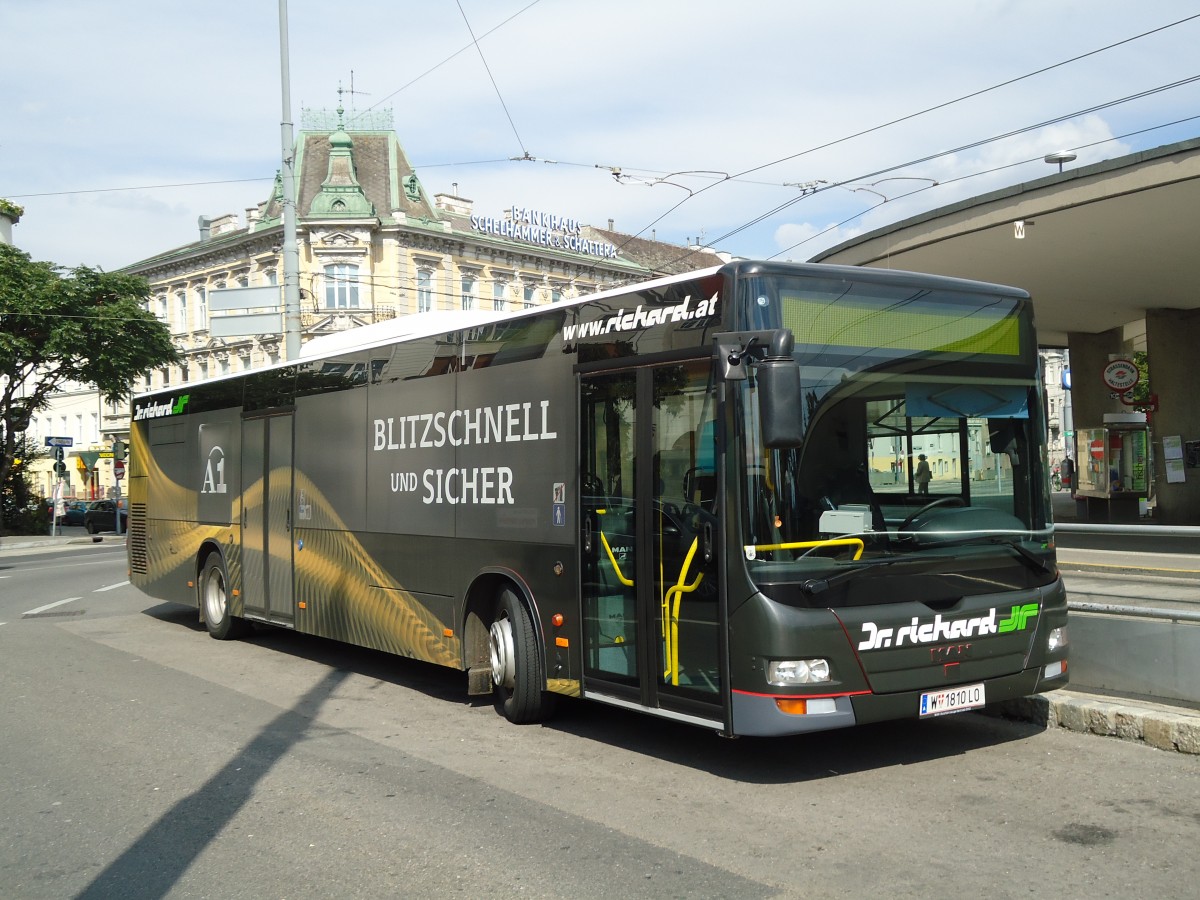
[599,12,1200,257]
[9,100,1192,339]
[5,176,271,200]
[346,0,543,128]
[455,0,530,159]
[767,112,1200,261]
[8,13,1196,211]
[648,73,1200,272]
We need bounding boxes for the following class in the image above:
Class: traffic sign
[1089,439,1105,460]
[44,436,74,447]
[114,460,126,480]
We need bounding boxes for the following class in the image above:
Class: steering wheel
[900,496,967,532]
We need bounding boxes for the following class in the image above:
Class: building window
[89,413,99,443]
[492,280,507,311]
[461,273,477,311]
[551,288,562,304]
[75,414,83,443]
[160,367,170,388]
[417,269,433,313]
[196,287,207,326]
[199,359,209,380]
[175,292,187,331]
[324,264,359,309]
[266,268,278,286]
[180,361,190,383]
[522,283,536,309]
[156,296,168,323]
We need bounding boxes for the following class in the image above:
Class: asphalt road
[1,544,1198,899]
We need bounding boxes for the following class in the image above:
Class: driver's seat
[683,468,717,512]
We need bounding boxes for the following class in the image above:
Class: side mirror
[714,329,804,447]
[758,331,803,448]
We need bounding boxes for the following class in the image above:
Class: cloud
[2,1,1199,271]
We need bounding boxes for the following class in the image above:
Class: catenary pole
[278,0,302,360]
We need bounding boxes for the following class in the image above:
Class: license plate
[919,683,985,718]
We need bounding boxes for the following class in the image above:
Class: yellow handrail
[663,537,704,685]
[599,530,634,587]
[746,538,865,559]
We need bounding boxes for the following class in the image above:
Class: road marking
[23,597,83,616]
[94,580,130,592]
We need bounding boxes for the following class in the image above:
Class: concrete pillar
[1146,309,1200,525]
[1066,328,1128,431]
[1066,328,1141,523]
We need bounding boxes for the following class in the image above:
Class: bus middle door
[580,361,725,725]
[240,412,295,625]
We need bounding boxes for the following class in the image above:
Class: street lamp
[1044,151,1077,173]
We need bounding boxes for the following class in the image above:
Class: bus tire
[199,553,247,640]
[489,587,553,724]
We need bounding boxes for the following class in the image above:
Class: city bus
[128,260,1068,737]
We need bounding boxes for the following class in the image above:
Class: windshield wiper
[801,557,909,596]
[916,534,1051,574]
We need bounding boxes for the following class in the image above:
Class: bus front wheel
[489,587,552,724]
[200,553,247,640]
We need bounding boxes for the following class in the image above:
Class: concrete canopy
[811,138,1200,348]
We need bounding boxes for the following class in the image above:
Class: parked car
[84,500,127,534]
[60,500,93,526]
[45,498,92,526]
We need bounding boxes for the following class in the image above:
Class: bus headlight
[1047,626,1068,653]
[767,658,831,686]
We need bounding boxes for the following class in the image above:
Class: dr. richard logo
[856,604,1039,652]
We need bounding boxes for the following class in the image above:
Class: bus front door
[580,362,724,723]
[240,413,295,625]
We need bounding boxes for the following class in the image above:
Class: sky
[2,1,1199,273]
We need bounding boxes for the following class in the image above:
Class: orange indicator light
[187,581,194,588]
[775,698,808,716]
[555,636,569,648]
[552,613,565,627]
[443,628,454,637]
[298,601,307,609]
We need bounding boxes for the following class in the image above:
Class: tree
[0,243,179,536]
[1,435,47,534]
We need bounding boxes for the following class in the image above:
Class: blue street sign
[44,436,74,447]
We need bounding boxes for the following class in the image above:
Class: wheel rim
[489,616,515,689]
[203,567,227,625]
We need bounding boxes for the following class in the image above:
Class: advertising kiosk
[1074,412,1150,521]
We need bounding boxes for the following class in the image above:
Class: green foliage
[1129,350,1150,404]
[0,198,23,219]
[0,243,179,535]
[1,436,48,535]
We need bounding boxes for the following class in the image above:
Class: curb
[0,535,126,554]
[997,689,1200,755]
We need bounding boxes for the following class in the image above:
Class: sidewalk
[0,531,126,555]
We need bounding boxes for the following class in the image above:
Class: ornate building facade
[124,106,726,399]
[23,107,727,503]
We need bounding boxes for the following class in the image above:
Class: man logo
[202,446,227,494]
[930,643,972,662]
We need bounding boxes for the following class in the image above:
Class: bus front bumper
[730,664,1061,737]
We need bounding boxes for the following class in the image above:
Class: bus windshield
[735,272,1053,601]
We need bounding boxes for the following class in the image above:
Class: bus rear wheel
[200,553,248,640]
[489,587,554,724]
